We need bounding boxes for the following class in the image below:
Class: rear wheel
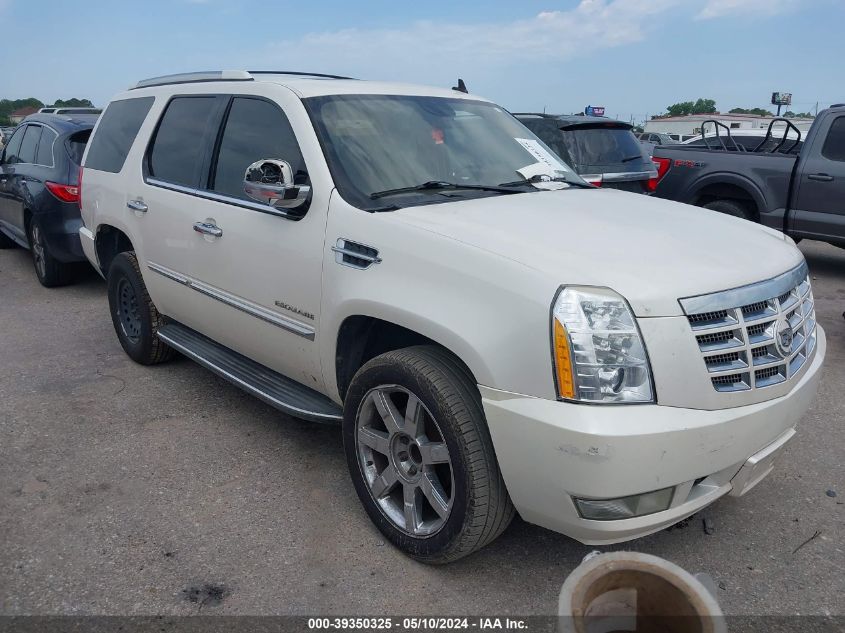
[29,216,72,287]
[343,345,514,563]
[107,251,175,365]
[703,199,753,221]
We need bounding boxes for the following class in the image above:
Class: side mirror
[243,159,310,211]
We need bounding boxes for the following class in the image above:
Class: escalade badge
[774,315,794,358]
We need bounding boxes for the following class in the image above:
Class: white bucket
[558,552,726,633]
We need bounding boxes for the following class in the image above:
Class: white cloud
[256,0,682,81]
[696,0,801,19]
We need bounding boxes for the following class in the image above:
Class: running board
[156,323,343,424]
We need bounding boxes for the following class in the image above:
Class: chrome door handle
[127,199,148,212]
[193,221,223,238]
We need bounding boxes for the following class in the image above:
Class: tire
[0,229,16,249]
[343,345,514,563]
[703,199,753,221]
[28,216,73,287]
[107,251,175,365]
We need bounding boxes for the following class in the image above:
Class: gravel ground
[1,240,843,617]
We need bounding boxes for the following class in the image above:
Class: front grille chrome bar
[680,262,817,393]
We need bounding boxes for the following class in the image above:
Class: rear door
[137,95,224,325]
[791,114,845,244]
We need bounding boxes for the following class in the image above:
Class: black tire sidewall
[107,253,157,363]
[704,199,751,220]
[28,216,63,286]
[343,355,471,560]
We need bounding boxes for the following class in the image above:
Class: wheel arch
[687,173,766,222]
[333,312,488,402]
[94,224,134,276]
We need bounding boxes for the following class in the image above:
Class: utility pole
[815,102,819,117]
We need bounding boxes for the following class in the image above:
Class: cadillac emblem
[773,315,794,358]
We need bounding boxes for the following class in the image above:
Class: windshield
[305,95,586,210]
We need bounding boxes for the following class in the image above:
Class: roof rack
[131,70,354,90]
[248,70,355,80]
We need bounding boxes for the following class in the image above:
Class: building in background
[8,106,39,124]
[644,113,815,142]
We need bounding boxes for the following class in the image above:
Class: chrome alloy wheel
[356,385,454,537]
[31,223,46,279]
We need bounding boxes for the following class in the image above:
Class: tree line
[0,98,95,125]
[654,99,814,119]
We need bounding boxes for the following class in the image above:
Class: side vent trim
[332,238,382,270]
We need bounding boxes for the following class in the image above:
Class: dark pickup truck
[651,105,845,247]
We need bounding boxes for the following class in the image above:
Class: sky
[2,0,843,124]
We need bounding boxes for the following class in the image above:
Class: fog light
[574,487,674,520]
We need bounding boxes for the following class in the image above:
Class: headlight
[551,286,654,403]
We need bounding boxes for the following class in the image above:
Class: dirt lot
[1,240,843,617]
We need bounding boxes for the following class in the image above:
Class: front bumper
[481,326,825,545]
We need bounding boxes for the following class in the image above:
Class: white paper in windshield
[514,138,570,173]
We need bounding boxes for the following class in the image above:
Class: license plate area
[729,428,795,497]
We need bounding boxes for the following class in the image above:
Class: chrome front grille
[680,262,817,393]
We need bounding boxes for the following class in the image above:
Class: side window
[210,97,308,201]
[148,96,219,187]
[19,125,42,164]
[2,127,25,164]
[821,117,845,162]
[36,128,58,166]
[85,97,154,173]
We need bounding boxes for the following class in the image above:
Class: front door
[0,125,36,242]
[790,114,845,244]
[181,92,327,391]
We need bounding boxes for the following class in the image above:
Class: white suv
[78,70,826,562]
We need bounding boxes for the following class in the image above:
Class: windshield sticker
[514,138,570,173]
[517,162,571,190]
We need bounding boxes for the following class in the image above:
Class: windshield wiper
[498,175,593,189]
[370,180,520,200]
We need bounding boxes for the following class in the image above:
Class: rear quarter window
[66,129,92,165]
[36,127,58,166]
[85,97,154,173]
[821,117,845,162]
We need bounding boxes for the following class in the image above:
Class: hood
[391,188,803,317]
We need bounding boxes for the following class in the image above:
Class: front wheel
[107,251,175,365]
[343,346,514,563]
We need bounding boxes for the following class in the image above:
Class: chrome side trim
[147,261,189,285]
[679,261,809,315]
[145,178,298,220]
[146,262,315,340]
[156,330,341,422]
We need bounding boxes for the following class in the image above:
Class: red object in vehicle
[583,175,603,187]
[45,181,80,203]
[646,157,671,192]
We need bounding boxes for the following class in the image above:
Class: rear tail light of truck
[45,181,80,203]
[646,157,671,192]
